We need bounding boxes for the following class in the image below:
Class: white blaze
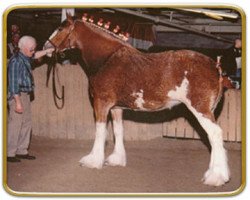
[43,29,59,57]
[48,29,59,40]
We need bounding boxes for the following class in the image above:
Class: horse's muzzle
[43,40,57,57]
[43,40,53,50]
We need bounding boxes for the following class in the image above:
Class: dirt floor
[6,136,242,195]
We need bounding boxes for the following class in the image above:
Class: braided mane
[83,21,128,43]
[74,13,130,45]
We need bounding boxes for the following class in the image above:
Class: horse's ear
[66,12,74,24]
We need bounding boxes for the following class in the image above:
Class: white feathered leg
[202,123,230,186]
[79,122,107,169]
[190,108,230,186]
[105,109,126,166]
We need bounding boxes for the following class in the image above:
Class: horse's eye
[58,27,63,32]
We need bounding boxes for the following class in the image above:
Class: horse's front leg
[79,100,111,169]
[105,108,126,167]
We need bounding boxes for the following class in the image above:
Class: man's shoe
[16,154,36,160]
[7,157,21,163]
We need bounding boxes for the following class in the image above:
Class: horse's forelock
[61,16,78,28]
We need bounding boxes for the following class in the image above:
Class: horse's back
[103,47,219,89]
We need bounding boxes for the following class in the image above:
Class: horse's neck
[75,23,125,75]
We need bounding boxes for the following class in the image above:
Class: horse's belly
[118,98,181,112]
[117,88,181,112]
[142,99,181,111]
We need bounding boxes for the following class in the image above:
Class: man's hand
[34,48,55,59]
[45,48,55,57]
[15,101,23,113]
[14,95,23,113]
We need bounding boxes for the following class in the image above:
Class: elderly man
[7,35,54,162]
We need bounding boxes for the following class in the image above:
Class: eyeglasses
[29,48,36,53]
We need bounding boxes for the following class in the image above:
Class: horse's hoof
[202,168,230,186]
[79,154,104,169]
[105,152,126,167]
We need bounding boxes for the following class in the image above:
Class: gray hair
[18,35,36,50]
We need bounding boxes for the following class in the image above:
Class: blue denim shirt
[8,52,34,100]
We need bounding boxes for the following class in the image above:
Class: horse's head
[44,13,78,55]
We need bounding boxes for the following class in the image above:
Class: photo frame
[3,4,246,197]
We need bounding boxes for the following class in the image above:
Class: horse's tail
[211,56,235,112]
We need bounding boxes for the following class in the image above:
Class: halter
[48,21,76,54]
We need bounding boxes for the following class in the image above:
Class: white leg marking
[188,106,230,186]
[105,120,126,167]
[202,121,230,186]
[168,77,229,186]
[79,122,107,169]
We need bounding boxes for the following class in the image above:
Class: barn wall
[31,64,241,142]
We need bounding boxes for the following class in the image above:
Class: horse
[44,13,230,186]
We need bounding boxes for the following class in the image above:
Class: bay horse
[44,13,230,186]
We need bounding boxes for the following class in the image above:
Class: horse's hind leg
[168,76,229,186]
[105,108,126,166]
[79,99,112,169]
[186,104,230,186]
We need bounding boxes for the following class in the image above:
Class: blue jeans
[236,68,241,78]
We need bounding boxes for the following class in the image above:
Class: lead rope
[52,59,65,109]
[47,48,65,109]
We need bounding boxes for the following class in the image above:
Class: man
[7,33,20,59]
[222,38,242,77]
[7,35,55,162]
[234,38,242,78]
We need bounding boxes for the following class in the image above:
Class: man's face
[22,41,36,58]
[11,25,19,33]
[12,34,20,45]
[235,39,242,49]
